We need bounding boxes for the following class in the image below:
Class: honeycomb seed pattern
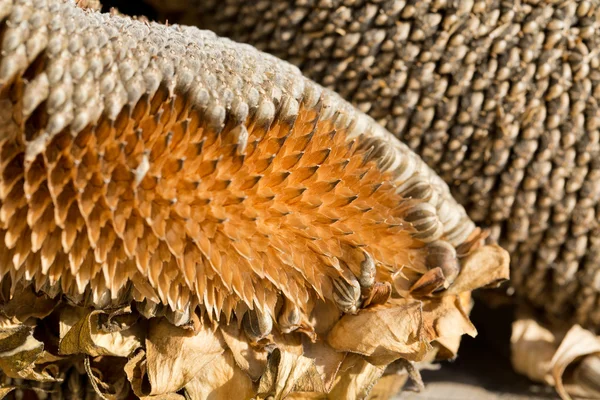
[0,0,476,322]
[149,0,600,329]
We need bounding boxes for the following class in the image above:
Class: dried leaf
[391,268,422,298]
[367,372,408,400]
[145,317,224,395]
[0,288,57,322]
[98,307,140,333]
[0,387,15,398]
[572,355,600,399]
[328,295,476,368]
[446,244,510,295]
[510,312,600,400]
[434,335,462,360]
[0,331,44,377]
[551,326,600,400]
[301,336,346,392]
[126,350,186,400]
[184,351,255,400]
[59,308,143,357]
[0,318,31,353]
[310,300,341,336]
[0,316,61,382]
[328,354,385,400]
[421,296,477,345]
[437,291,475,358]
[220,322,268,381]
[84,356,132,400]
[284,392,328,399]
[257,347,324,400]
[124,349,150,398]
[327,300,428,362]
[511,315,559,384]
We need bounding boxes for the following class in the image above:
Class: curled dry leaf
[0,287,57,322]
[328,295,476,367]
[551,326,600,400]
[367,373,409,400]
[183,351,254,400]
[310,300,341,337]
[301,336,346,392]
[257,347,324,400]
[0,317,59,382]
[144,318,225,395]
[572,356,600,399]
[124,349,149,398]
[511,315,560,384]
[511,313,600,400]
[445,244,510,295]
[219,322,268,381]
[421,296,477,349]
[328,354,385,400]
[327,300,428,363]
[59,308,143,358]
[433,294,474,359]
[0,387,15,398]
[283,393,328,399]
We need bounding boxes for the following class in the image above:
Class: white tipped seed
[425,240,460,284]
[358,249,376,288]
[243,308,273,342]
[332,271,361,314]
[277,298,301,333]
[404,203,444,242]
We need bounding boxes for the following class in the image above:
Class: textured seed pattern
[149,0,600,329]
[0,0,477,325]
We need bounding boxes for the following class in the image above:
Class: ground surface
[399,300,560,400]
[398,337,559,399]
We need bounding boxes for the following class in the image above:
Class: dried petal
[0,317,57,382]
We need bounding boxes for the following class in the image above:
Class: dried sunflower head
[142,2,600,398]
[145,0,600,333]
[0,1,508,399]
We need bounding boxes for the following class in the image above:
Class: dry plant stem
[0,1,509,399]
[149,0,600,330]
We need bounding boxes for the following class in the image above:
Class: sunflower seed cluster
[147,0,600,329]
